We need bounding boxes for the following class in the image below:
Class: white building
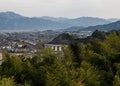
[45,44,67,51]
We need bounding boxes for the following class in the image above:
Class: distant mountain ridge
[0,11,24,19]
[63,20,120,31]
[83,21,120,31]
[41,16,112,27]
[0,11,118,30]
[0,12,68,30]
[107,18,120,22]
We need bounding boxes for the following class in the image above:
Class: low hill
[79,30,120,43]
[48,30,120,45]
[48,32,79,44]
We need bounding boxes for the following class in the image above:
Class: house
[45,32,79,51]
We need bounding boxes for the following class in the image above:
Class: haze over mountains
[83,21,120,31]
[0,11,119,31]
[64,19,120,31]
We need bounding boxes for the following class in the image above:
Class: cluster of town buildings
[0,31,93,65]
[0,40,36,53]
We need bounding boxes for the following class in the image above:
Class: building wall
[45,44,67,51]
[0,53,2,65]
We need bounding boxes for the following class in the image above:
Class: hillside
[1,29,120,86]
[79,30,120,44]
[50,30,120,45]
[48,32,79,44]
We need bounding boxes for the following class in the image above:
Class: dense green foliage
[1,31,120,86]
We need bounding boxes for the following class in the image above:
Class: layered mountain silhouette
[41,16,111,27]
[83,21,120,31]
[64,20,120,31]
[0,11,116,30]
[0,12,68,30]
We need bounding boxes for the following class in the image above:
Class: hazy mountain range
[0,11,119,31]
[63,20,120,31]
[83,21,120,31]
[41,16,114,27]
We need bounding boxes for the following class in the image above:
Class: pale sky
[0,0,120,18]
